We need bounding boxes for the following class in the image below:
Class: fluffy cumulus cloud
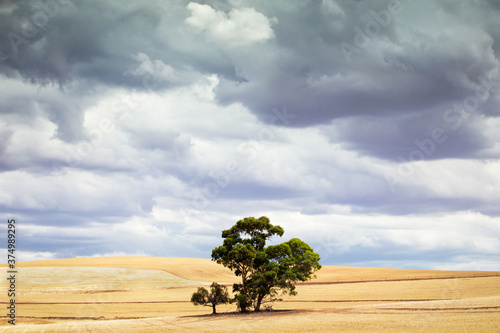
[1,0,499,270]
[185,2,276,46]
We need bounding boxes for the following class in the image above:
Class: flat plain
[1,256,499,332]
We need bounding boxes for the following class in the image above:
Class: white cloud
[185,2,276,46]
[16,251,57,262]
[84,250,148,258]
[127,53,177,81]
[397,159,500,205]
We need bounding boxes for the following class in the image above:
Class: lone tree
[212,216,321,312]
[190,282,230,314]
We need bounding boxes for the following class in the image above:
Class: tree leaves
[190,282,230,314]
[211,216,322,312]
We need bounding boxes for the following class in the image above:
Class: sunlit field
[1,257,499,332]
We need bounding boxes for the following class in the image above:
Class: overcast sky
[1,0,500,270]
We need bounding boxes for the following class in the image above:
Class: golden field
[1,256,499,332]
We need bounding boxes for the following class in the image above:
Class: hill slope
[1,257,499,332]
[14,256,497,283]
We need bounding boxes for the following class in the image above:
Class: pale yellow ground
[0,256,499,332]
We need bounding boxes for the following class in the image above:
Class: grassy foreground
[1,256,499,332]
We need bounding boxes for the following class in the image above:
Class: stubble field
[1,256,499,332]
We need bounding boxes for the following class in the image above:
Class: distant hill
[12,256,498,284]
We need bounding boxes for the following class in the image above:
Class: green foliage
[191,287,209,305]
[212,216,321,312]
[190,282,230,314]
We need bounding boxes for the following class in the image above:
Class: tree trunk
[240,270,249,312]
[254,294,264,312]
[212,304,216,314]
[239,294,250,312]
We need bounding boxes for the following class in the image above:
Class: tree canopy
[190,282,230,314]
[212,216,321,312]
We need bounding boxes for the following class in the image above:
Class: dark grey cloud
[1,0,167,86]
[0,0,241,87]
[0,80,87,145]
[2,0,498,160]
[213,0,499,161]
[324,105,499,162]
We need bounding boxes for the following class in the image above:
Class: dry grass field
[1,256,499,332]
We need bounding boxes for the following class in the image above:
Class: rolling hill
[1,256,499,332]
